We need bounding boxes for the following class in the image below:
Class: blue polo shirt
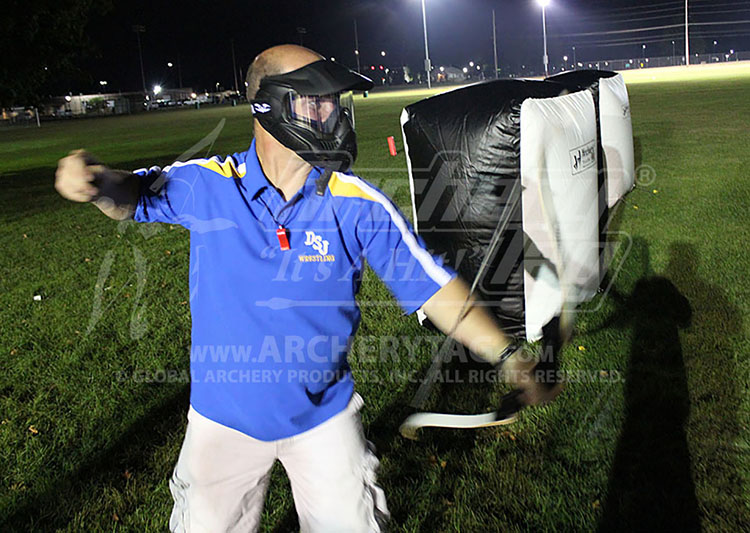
[134,139,456,440]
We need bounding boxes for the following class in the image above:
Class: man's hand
[421,277,564,407]
[55,150,103,202]
[55,150,140,220]
[500,347,564,406]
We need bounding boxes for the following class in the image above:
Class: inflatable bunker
[401,80,601,342]
[546,69,635,208]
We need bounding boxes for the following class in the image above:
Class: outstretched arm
[55,150,140,220]
[347,175,561,407]
[420,276,562,406]
[419,276,513,364]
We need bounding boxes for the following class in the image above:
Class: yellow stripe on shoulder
[196,157,245,178]
[328,172,376,202]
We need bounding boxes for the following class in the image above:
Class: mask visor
[288,93,341,135]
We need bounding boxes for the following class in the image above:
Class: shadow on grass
[597,240,744,532]
[633,136,643,171]
[0,386,190,532]
[663,243,747,527]
[376,354,492,530]
[0,167,59,224]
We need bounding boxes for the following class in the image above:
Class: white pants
[169,393,389,532]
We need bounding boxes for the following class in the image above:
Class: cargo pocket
[362,440,390,532]
[169,467,191,533]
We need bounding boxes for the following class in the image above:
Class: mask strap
[316,167,334,196]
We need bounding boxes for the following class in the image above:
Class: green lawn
[1,68,748,532]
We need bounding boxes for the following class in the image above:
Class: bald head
[245,45,323,101]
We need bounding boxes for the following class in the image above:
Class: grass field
[1,65,749,532]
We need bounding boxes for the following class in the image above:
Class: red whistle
[276,226,290,251]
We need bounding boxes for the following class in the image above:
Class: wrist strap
[494,343,521,370]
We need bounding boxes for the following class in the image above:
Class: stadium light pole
[537,0,551,77]
[685,0,690,66]
[492,9,499,79]
[177,53,183,88]
[420,0,432,89]
[672,40,676,66]
[572,46,576,69]
[132,25,147,95]
[354,19,361,73]
[231,39,239,93]
[167,60,183,89]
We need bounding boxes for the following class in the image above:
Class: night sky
[69,0,750,94]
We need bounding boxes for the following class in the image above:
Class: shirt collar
[244,139,323,201]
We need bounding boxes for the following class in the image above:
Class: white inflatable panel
[400,107,421,235]
[599,74,635,207]
[520,90,600,340]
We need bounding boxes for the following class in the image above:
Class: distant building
[436,67,466,83]
[42,92,138,117]
[41,88,197,117]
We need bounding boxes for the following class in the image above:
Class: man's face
[289,94,340,134]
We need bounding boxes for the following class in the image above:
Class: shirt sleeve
[133,164,201,227]
[354,185,457,315]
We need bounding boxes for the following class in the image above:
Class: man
[55,45,559,532]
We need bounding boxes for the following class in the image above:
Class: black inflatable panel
[401,80,568,339]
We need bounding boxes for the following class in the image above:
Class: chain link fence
[562,52,750,72]
[0,107,40,129]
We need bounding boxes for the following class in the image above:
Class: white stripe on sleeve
[335,173,454,287]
